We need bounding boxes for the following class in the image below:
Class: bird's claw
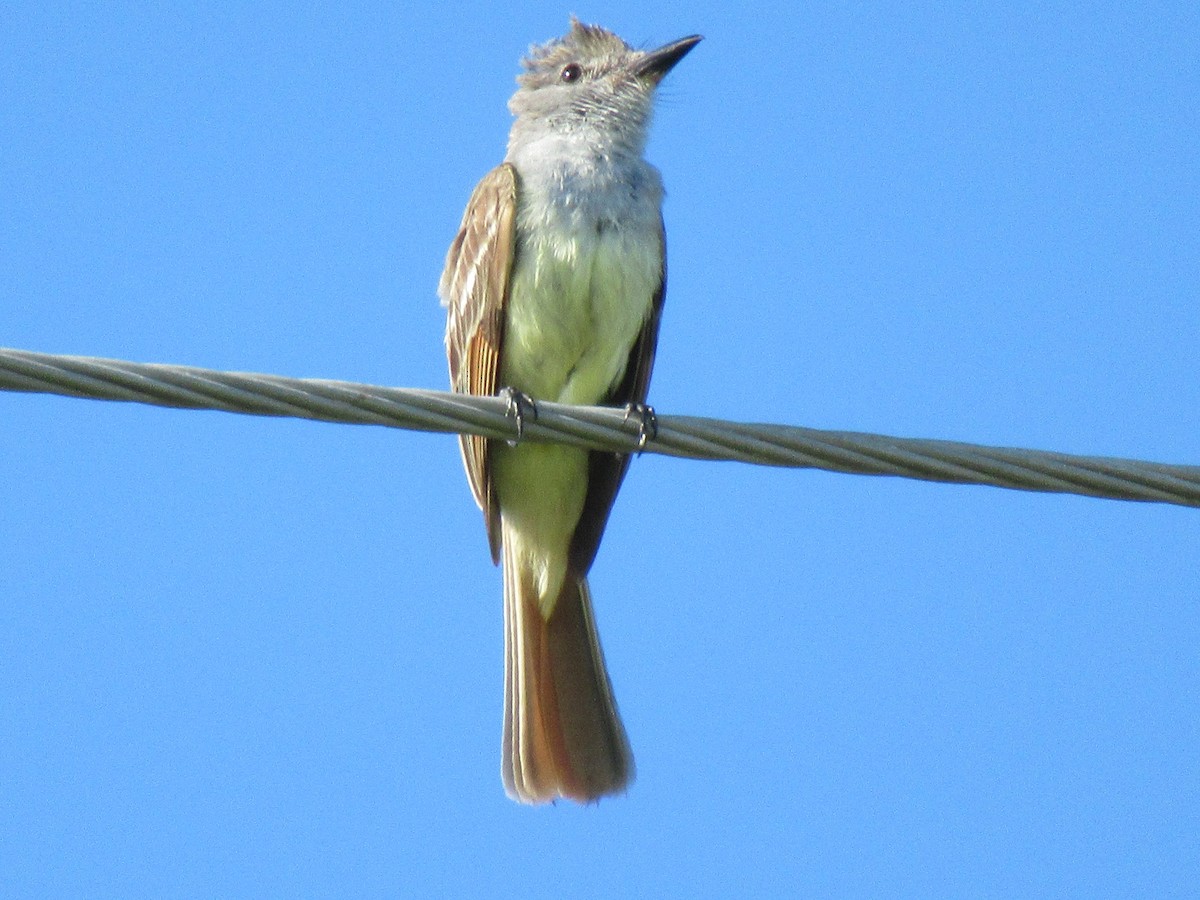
[623,402,658,453]
[501,387,537,445]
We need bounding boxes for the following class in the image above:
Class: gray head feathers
[517,18,635,90]
[507,19,699,158]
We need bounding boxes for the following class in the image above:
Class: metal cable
[2,346,1197,508]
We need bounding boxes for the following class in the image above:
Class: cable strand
[2,346,1197,508]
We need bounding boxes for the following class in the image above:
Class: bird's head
[508,18,701,156]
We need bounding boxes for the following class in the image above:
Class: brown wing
[440,163,518,563]
[568,215,667,576]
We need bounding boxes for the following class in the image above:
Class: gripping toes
[501,386,538,445]
[622,402,658,452]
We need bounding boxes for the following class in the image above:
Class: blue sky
[2,2,1197,896]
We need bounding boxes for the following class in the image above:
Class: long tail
[501,541,634,804]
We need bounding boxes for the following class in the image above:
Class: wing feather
[441,164,519,562]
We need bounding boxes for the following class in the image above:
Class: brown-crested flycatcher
[441,19,700,804]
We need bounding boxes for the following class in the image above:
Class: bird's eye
[560,63,582,83]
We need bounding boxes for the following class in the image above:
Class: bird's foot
[622,402,658,453]
[501,387,538,446]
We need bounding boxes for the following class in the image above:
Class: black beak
[635,34,703,83]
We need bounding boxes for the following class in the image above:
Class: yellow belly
[500,224,660,405]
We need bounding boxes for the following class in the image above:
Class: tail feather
[501,542,633,804]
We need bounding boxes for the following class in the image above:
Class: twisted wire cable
[2,347,1197,508]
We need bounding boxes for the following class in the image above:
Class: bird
[440,18,700,804]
